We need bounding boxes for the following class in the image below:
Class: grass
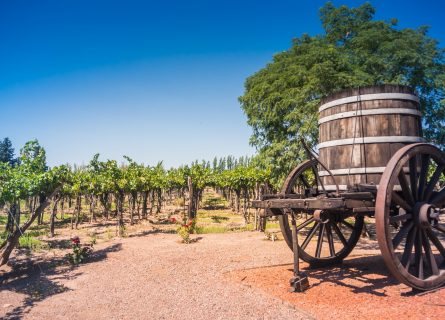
[0,215,7,225]
[195,223,254,234]
[210,215,229,223]
[106,228,115,240]
[264,222,280,230]
[19,233,47,250]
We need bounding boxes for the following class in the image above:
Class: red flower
[170,217,177,223]
[71,237,80,245]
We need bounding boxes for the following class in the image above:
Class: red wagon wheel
[278,159,363,267]
[376,143,445,290]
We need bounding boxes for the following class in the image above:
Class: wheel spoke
[341,220,355,230]
[398,170,415,205]
[433,224,445,234]
[414,228,424,279]
[424,165,445,202]
[296,217,315,232]
[431,187,445,207]
[409,156,419,201]
[331,222,348,247]
[325,223,336,257]
[426,228,445,258]
[389,213,412,224]
[301,222,319,250]
[300,175,311,189]
[392,191,413,212]
[417,154,430,201]
[315,223,325,258]
[401,226,416,269]
[392,221,414,250]
[421,229,439,276]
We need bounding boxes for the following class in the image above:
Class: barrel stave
[317,85,422,191]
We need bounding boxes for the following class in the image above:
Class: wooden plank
[252,198,375,210]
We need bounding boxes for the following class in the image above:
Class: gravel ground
[228,239,445,320]
[0,232,311,320]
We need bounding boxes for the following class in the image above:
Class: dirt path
[2,231,443,319]
[0,232,309,320]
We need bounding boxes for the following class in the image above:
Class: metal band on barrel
[317,185,402,191]
[318,136,424,149]
[318,108,421,124]
[318,167,386,177]
[317,185,348,191]
[319,93,419,112]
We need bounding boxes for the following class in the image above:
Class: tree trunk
[75,195,81,229]
[60,197,65,220]
[50,195,61,237]
[15,201,21,229]
[149,190,155,214]
[6,203,16,235]
[100,193,110,220]
[242,189,249,225]
[1,192,56,266]
[136,193,141,220]
[27,197,33,214]
[142,191,149,219]
[130,192,136,225]
[117,192,125,237]
[156,189,162,214]
[235,190,241,214]
[89,195,96,223]
[37,198,45,225]
[187,177,198,220]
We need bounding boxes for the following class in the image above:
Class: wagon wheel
[278,159,364,267]
[376,143,445,290]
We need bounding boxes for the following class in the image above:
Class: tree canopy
[239,2,445,187]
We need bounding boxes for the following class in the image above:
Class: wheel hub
[314,210,330,224]
[414,202,438,228]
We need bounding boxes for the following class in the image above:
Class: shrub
[177,219,196,243]
[67,236,93,265]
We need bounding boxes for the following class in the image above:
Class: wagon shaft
[252,194,374,214]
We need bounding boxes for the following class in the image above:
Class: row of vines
[0,140,271,265]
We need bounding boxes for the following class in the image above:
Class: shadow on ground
[128,228,176,238]
[0,243,122,320]
[301,254,400,297]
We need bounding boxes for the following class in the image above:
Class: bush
[176,219,196,243]
[67,236,93,265]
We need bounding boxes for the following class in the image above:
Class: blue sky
[1,0,444,168]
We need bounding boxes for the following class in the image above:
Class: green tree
[0,138,16,165]
[20,139,47,172]
[239,2,445,187]
[0,146,67,265]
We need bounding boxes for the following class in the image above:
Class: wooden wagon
[252,85,445,292]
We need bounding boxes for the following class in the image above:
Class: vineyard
[0,139,271,265]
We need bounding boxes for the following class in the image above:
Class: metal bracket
[289,211,310,292]
[300,139,340,197]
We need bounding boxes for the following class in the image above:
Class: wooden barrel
[318,84,423,191]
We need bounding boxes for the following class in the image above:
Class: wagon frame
[252,86,445,292]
